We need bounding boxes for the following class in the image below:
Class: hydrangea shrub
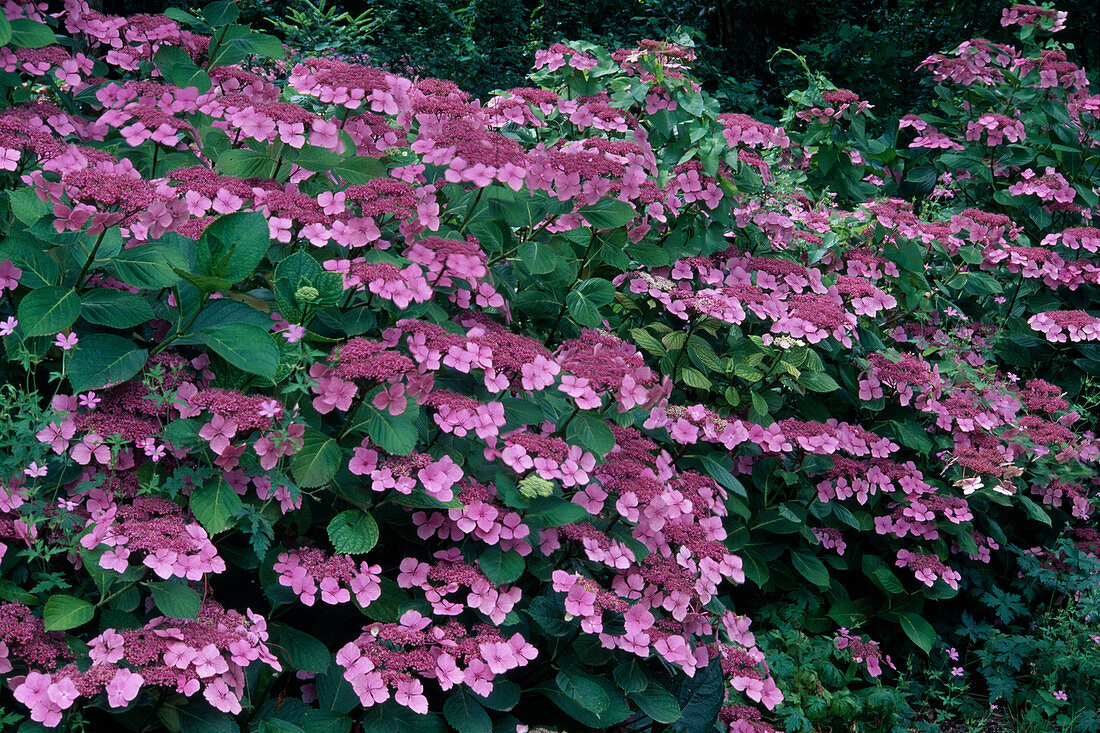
[0,1,1096,731]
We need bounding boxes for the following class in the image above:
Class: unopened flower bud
[518,475,554,498]
[295,285,320,303]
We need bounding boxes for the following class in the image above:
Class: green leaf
[630,687,682,725]
[518,239,562,275]
[146,581,201,620]
[798,371,840,393]
[199,211,271,283]
[67,334,148,393]
[110,243,188,289]
[327,510,379,554]
[18,286,80,337]
[270,622,331,673]
[1018,494,1052,526]
[566,277,615,328]
[479,680,520,712]
[291,431,342,488]
[674,657,724,733]
[79,290,155,329]
[8,187,50,225]
[178,699,238,733]
[333,156,386,184]
[579,198,637,228]
[478,546,524,585]
[890,420,933,454]
[699,456,748,498]
[154,45,212,93]
[9,18,55,48]
[364,406,418,455]
[557,670,610,714]
[442,690,492,733]
[194,323,278,380]
[190,477,243,535]
[230,30,285,59]
[565,411,614,455]
[525,496,588,528]
[791,549,830,587]
[614,661,648,694]
[0,14,11,46]
[43,594,93,631]
[862,554,905,595]
[897,611,936,653]
[215,148,275,178]
[629,327,666,357]
[0,234,59,288]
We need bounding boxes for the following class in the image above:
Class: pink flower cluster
[1028,310,1100,342]
[398,549,520,623]
[1001,4,1067,32]
[349,444,464,502]
[9,602,278,726]
[336,610,536,712]
[411,480,533,554]
[78,493,225,581]
[965,113,1026,146]
[1008,166,1076,204]
[895,548,962,589]
[835,628,894,677]
[274,547,382,607]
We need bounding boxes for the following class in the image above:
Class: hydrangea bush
[0,1,1096,731]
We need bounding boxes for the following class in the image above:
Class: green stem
[150,299,208,356]
[74,229,109,292]
[544,237,598,346]
[457,187,485,235]
[337,389,370,440]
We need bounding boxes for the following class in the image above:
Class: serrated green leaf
[565,411,614,455]
[43,594,93,631]
[190,476,243,535]
[478,546,525,585]
[327,510,379,554]
[79,289,155,328]
[18,286,80,337]
[291,431,341,488]
[194,323,278,380]
[147,581,201,620]
[67,334,148,393]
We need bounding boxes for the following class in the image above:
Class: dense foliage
[0,2,1096,732]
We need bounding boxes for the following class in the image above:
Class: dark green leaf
[43,594,94,631]
[9,18,55,48]
[79,290,155,329]
[364,405,418,455]
[442,690,492,733]
[674,657,724,733]
[67,334,148,393]
[110,243,188,289]
[630,687,682,724]
[579,198,637,228]
[190,476,243,535]
[270,622,331,673]
[194,323,278,380]
[327,510,379,554]
[18,286,80,337]
[478,546,525,585]
[897,611,936,653]
[291,431,342,488]
[565,411,614,455]
[147,581,201,620]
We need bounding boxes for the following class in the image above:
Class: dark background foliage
[85,0,1100,118]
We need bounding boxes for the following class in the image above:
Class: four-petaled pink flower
[105,669,143,708]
